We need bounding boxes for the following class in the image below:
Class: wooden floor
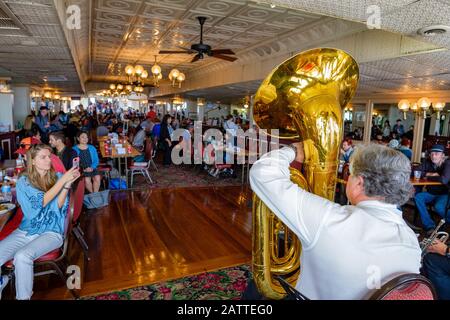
[31,185,253,299]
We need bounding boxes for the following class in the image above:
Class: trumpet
[420,219,449,258]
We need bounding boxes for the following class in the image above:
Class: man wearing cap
[414,144,450,235]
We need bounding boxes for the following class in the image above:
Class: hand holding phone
[72,157,80,169]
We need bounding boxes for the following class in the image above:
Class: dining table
[99,140,142,189]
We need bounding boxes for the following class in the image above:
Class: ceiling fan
[159,16,238,63]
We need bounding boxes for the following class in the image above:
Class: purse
[83,190,110,209]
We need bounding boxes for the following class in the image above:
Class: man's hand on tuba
[291,142,305,164]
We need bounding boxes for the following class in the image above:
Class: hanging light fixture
[125,65,135,76]
[134,65,144,76]
[177,72,185,88]
[151,56,162,87]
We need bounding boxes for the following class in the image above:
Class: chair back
[144,138,153,161]
[368,273,436,300]
[72,179,86,224]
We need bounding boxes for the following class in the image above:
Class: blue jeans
[422,253,450,300]
[415,192,450,230]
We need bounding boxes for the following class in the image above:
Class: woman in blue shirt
[73,131,102,193]
[0,144,80,299]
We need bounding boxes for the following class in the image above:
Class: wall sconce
[432,100,446,118]
[417,97,431,118]
[398,97,446,118]
[397,99,410,119]
[197,97,205,106]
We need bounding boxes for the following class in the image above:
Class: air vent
[42,76,68,82]
[417,25,450,36]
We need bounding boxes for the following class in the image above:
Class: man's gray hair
[350,143,413,205]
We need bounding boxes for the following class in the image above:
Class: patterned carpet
[129,163,245,190]
[81,264,251,300]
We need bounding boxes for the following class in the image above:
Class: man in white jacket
[250,143,421,300]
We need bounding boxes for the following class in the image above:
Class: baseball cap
[430,144,445,153]
[388,139,399,149]
[15,137,40,155]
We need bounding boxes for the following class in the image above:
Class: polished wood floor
[31,185,253,299]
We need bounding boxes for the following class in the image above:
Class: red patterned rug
[81,264,251,300]
[130,164,245,190]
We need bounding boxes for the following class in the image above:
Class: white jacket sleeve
[250,147,341,248]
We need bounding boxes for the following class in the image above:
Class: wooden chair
[71,179,89,261]
[4,191,79,299]
[144,137,158,171]
[127,138,156,187]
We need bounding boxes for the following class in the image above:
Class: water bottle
[1,182,12,203]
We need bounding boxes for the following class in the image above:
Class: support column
[249,95,255,128]
[197,105,204,122]
[412,113,425,163]
[0,93,15,130]
[12,85,31,128]
[363,100,373,144]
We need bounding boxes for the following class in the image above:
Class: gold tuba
[252,48,359,299]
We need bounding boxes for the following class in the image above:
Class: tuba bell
[252,48,359,299]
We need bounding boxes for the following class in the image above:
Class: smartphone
[72,157,80,169]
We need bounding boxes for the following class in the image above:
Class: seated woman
[0,144,80,300]
[340,138,354,163]
[73,131,102,193]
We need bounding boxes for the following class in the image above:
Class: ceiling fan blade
[177,46,196,53]
[191,54,202,63]
[211,49,235,55]
[213,54,238,62]
[159,50,192,54]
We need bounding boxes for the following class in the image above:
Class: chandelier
[169,68,186,88]
[151,56,163,87]
[398,98,446,119]
[197,97,205,106]
[34,90,66,101]
[125,64,148,85]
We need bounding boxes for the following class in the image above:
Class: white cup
[414,170,421,180]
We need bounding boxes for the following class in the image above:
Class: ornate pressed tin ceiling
[0,0,450,98]
[0,0,82,93]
